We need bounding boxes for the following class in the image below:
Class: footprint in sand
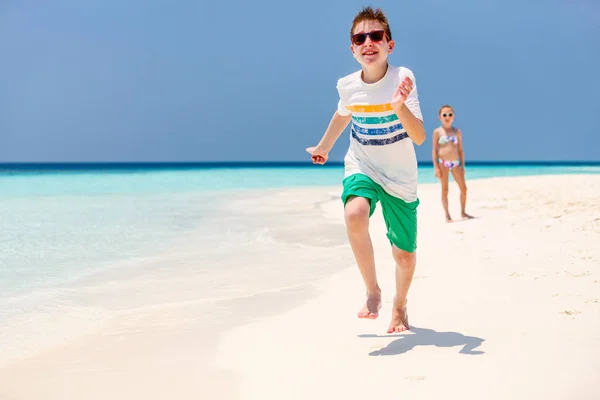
[404,376,426,382]
[585,299,599,304]
[565,271,591,278]
[560,310,581,317]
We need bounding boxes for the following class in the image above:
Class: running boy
[306,7,426,333]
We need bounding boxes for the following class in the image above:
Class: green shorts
[341,173,419,252]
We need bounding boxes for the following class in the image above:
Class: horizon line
[1,160,599,170]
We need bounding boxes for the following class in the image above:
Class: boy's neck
[361,62,389,84]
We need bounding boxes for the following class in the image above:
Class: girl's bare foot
[387,298,409,333]
[358,292,382,319]
[446,214,453,223]
[461,212,474,219]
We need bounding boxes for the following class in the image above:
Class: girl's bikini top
[438,128,458,145]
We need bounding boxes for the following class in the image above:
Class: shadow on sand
[447,215,481,224]
[359,327,485,356]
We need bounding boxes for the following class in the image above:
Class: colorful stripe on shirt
[352,122,404,136]
[345,103,393,113]
[346,103,408,146]
[352,114,398,124]
[351,129,409,146]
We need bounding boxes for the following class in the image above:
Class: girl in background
[432,105,473,222]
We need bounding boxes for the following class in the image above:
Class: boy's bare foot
[461,213,474,219]
[358,293,382,319]
[387,298,409,333]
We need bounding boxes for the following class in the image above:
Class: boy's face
[439,108,455,124]
[350,20,394,67]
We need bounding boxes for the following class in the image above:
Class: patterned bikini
[437,130,460,169]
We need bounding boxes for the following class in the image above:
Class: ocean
[1,162,599,366]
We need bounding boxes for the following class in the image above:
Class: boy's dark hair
[350,6,392,41]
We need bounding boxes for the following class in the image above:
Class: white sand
[1,174,599,399]
[214,174,600,399]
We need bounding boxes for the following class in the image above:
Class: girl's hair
[439,105,454,115]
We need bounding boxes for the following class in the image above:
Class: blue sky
[1,0,599,163]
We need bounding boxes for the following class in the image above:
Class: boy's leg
[389,246,416,333]
[379,193,419,333]
[344,196,380,319]
[341,174,381,319]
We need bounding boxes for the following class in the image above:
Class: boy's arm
[315,111,352,152]
[306,111,352,164]
[391,73,426,145]
[307,80,352,164]
[395,103,426,145]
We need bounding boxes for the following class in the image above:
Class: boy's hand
[306,146,328,165]
[391,77,413,108]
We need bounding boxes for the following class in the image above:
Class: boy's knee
[344,197,370,231]
[392,246,416,267]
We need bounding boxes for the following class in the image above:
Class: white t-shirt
[336,64,423,203]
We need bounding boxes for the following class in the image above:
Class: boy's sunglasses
[442,113,453,117]
[351,30,386,45]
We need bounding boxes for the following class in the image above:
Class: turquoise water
[2,164,600,196]
[0,164,599,365]
[1,164,599,294]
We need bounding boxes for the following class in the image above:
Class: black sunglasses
[351,30,386,45]
[442,113,453,117]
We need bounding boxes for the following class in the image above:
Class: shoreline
[0,180,351,399]
[1,174,599,399]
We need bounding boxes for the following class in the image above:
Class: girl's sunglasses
[351,30,386,45]
[442,113,453,117]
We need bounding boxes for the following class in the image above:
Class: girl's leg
[451,167,473,219]
[440,165,452,222]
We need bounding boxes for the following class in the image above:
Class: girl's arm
[457,129,466,168]
[432,129,440,170]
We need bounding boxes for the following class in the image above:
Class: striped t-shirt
[336,65,423,202]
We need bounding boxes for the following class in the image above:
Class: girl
[432,105,473,222]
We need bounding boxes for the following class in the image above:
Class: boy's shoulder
[397,65,416,80]
[336,69,363,90]
[336,64,416,89]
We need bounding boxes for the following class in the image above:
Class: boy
[306,7,426,333]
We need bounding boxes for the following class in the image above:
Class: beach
[1,173,599,399]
